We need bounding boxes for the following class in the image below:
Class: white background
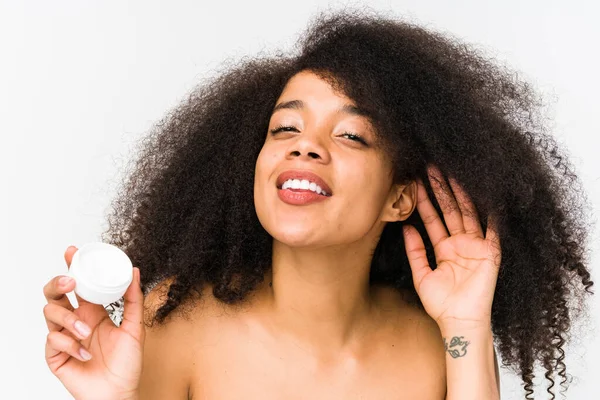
[1,1,599,399]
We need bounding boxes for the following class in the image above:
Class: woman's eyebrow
[272,99,368,118]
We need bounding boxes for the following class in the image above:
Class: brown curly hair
[101,8,594,399]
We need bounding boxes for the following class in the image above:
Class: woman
[43,9,594,400]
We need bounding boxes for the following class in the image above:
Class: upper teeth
[282,179,329,196]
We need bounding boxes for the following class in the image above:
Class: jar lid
[71,242,133,292]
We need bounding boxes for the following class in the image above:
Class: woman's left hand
[403,164,501,331]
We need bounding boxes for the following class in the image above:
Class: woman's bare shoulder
[139,277,246,399]
[138,277,203,399]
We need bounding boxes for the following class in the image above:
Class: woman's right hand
[44,246,145,400]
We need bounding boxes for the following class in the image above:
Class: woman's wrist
[440,323,499,400]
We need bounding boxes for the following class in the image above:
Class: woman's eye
[269,125,368,146]
[340,132,367,145]
[269,125,298,134]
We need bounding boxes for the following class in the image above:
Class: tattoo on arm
[443,336,470,358]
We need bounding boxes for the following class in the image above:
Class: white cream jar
[67,242,133,305]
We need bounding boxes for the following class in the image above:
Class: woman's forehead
[278,70,353,103]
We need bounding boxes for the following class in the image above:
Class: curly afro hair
[101,8,594,399]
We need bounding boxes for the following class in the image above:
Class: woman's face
[254,70,408,248]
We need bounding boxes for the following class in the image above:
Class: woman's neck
[257,238,382,361]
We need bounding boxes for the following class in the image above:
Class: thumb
[403,224,433,290]
[119,267,145,341]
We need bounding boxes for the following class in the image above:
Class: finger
[43,302,92,339]
[119,267,145,341]
[485,214,502,264]
[403,225,433,289]
[427,164,465,236]
[46,331,93,364]
[43,274,76,310]
[64,245,78,268]
[43,272,92,313]
[41,246,78,307]
[416,178,448,247]
[42,273,101,343]
[447,176,484,238]
[44,273,109,332]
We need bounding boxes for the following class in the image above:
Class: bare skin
[140,277,447,400]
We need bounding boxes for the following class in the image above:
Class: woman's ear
[380,181,417,222]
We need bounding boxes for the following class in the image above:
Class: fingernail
[79,347,92,361]
[74,320,91,337]
[59,276,73,287]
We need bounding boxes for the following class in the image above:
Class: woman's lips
[276,170,333,195]
[277,188,329,205]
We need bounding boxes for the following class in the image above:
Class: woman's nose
[286,131,331,163]
[289,149,321,159]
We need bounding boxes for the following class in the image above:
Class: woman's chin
[269,226,324,248]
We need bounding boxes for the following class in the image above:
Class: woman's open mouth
[275,170,333,205]
[277,186,330,205]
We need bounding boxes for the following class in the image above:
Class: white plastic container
[67,242,133,305]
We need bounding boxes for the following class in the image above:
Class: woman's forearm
[440,322,500,400]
